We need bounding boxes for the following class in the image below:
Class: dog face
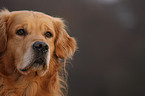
[0,9,76,76]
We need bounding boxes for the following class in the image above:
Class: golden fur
[0,9,77,96]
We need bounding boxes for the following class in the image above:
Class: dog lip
[20,57,46,72]
[20,63,33,72]
[20,68,29,72]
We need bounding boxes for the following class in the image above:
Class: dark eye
[16,29,26,36]
[45,32,53,38]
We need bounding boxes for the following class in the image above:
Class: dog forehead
[11,11,52,18]
[10,11,54,25]
[7,11,55,32]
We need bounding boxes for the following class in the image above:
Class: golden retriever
[0,9,77,96]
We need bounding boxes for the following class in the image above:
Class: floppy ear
[0,9,10,53]
[54,18,77,59]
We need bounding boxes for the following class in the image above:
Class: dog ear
[0,9,10,53]
[54,18,77,59]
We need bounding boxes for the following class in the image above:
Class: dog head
[0,9,76,76]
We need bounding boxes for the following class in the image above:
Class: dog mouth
[20,57,47,73]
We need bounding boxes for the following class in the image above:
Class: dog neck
[0,71,61,96]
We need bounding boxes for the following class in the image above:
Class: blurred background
[1,0,145,96]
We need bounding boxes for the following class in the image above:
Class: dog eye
[45,32,53,38]
[16,29,26,36]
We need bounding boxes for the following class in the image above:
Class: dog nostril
[33,41,49,53]
[35,43,42,49]
[45,45,49,51]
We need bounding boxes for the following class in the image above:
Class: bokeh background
[1,0,145,96]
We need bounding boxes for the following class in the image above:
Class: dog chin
[18,66,49,76]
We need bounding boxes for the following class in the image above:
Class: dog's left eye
[45,32,53,38]
[16,29,26,36]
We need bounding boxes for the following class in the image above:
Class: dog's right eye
[16,29,26,36]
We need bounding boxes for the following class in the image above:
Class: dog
[0,9,77,96]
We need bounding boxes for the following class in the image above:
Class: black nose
[32,41,49,53]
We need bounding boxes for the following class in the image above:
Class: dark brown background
[1,0,145,96]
